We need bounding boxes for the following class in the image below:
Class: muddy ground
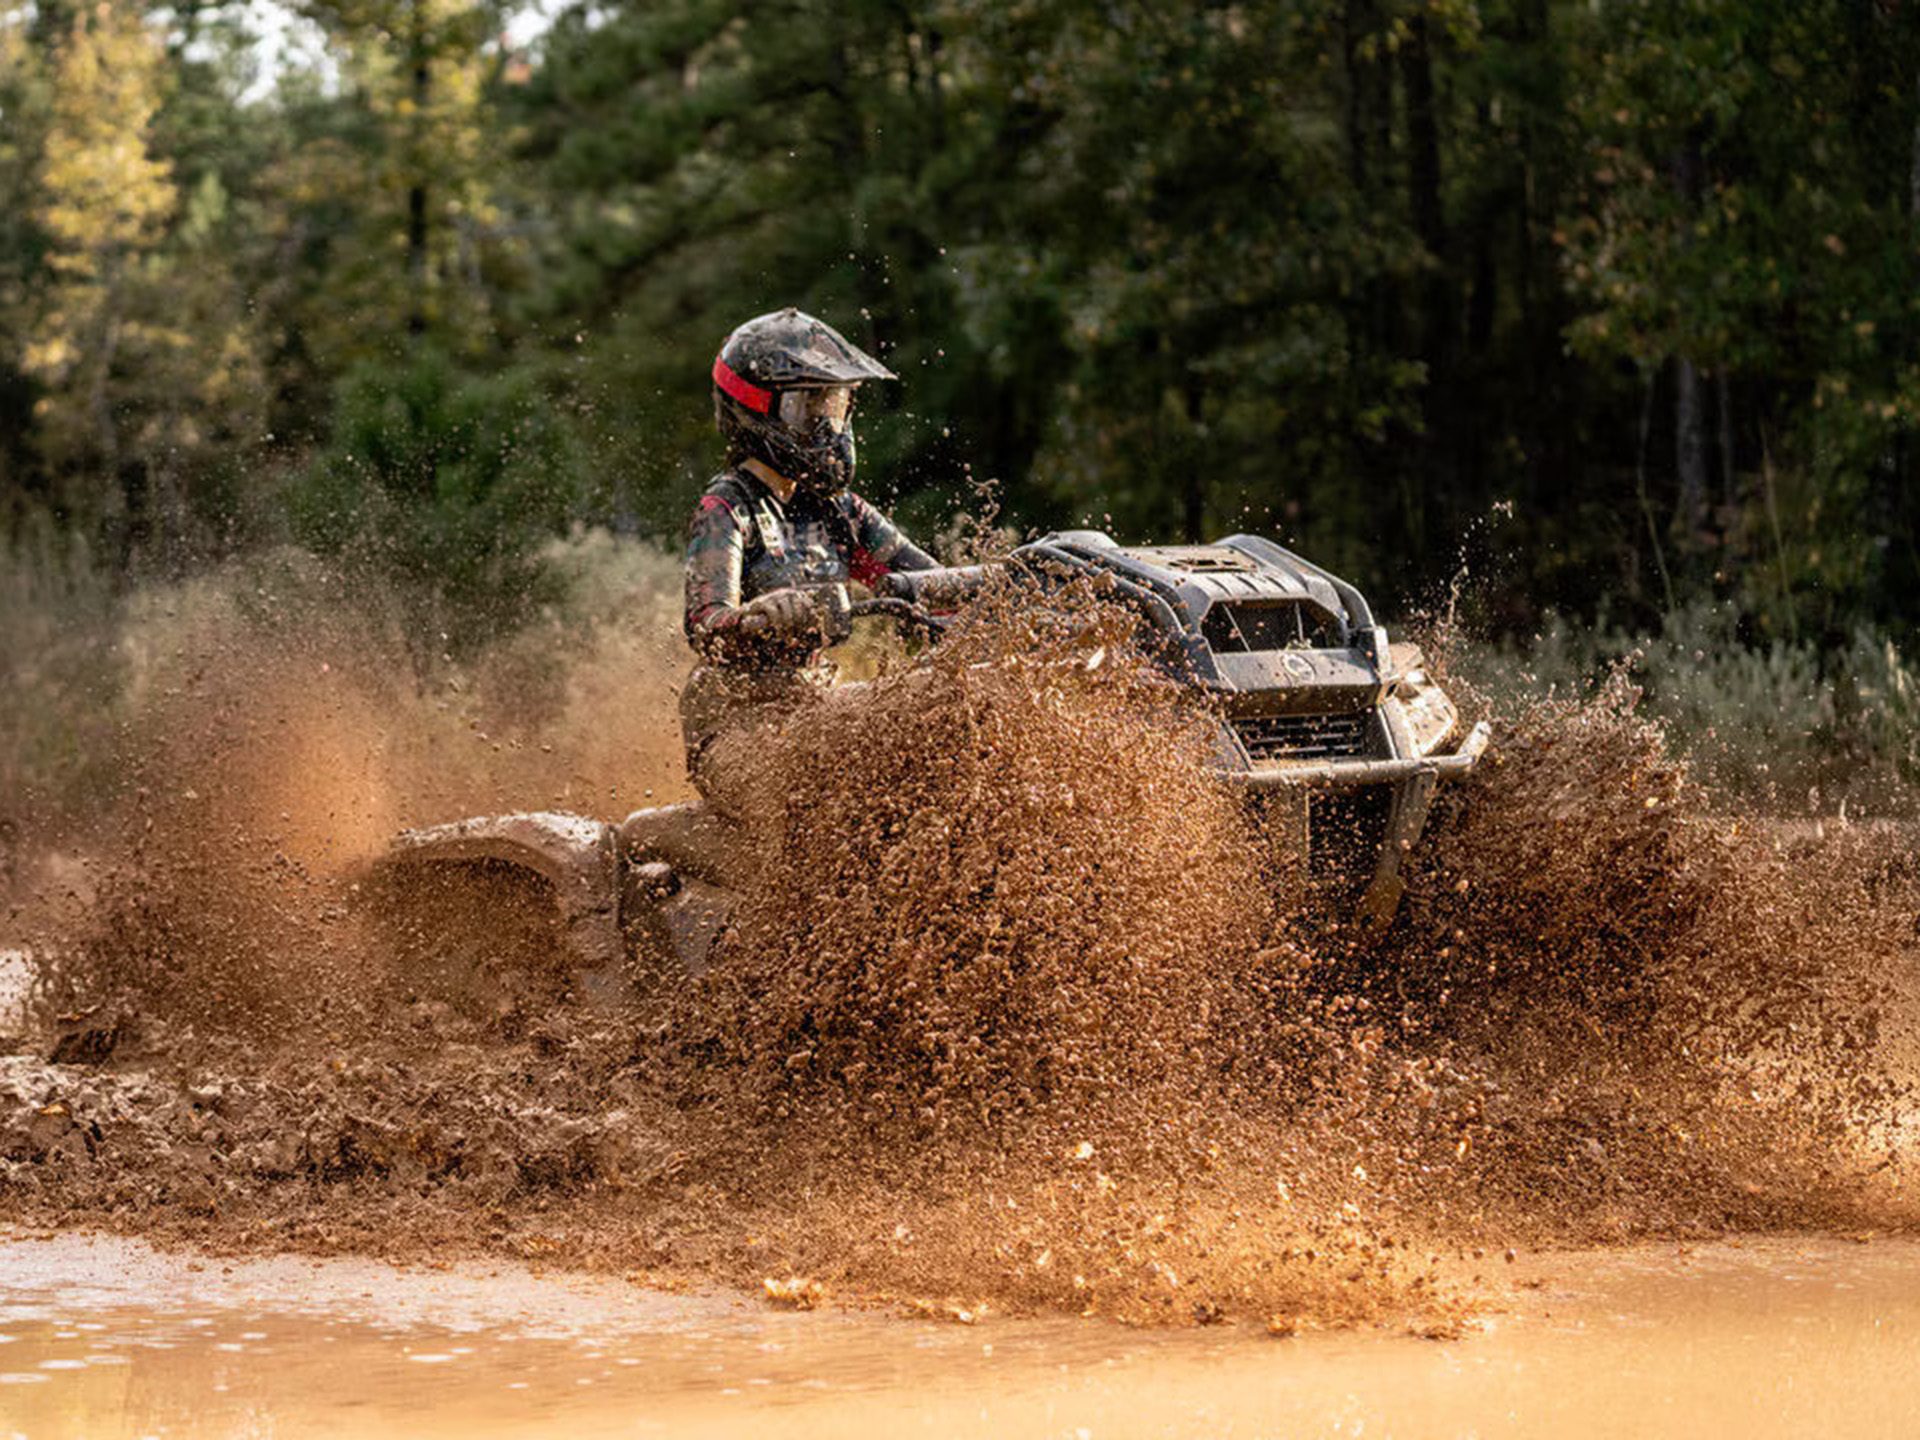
[1,558,1916,1332]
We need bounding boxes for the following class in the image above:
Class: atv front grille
[1235,711,1373,762]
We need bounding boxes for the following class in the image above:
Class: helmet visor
[777,386,855,433]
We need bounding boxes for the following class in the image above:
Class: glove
[875,570,918,602]
[737,587,816,638]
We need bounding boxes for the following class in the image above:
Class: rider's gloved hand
[737,587,816,638]
[875,571,918,602]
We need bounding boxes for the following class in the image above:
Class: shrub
[1467,603,1919,813]
[287,348,589,648]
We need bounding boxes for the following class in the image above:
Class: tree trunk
[925,24,946,152]
[1341,0,1369,191]
[1402,11,1451,531]
[1716,369,1736,509]
[1668,135,1708,542]
[1674,358,1708,538]
[406,0,429,337]
[1637,368,1676,617]
[1182,378,1207,542]
[1909,67,1920,220]
[1341,0,1395,417]
[1341,0,1389,196]
[1467,105,1496,353]
[1514,0,1551,353]
[1404,12,1446,303]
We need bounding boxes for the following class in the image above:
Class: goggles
[777,386,855,433]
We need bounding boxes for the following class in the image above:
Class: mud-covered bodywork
[989,531,1487,920]
[377,531,1485,984]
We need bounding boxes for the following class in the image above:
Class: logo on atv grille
[1281,651,1314,680]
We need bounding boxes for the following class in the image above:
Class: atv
[374,532,1487,999]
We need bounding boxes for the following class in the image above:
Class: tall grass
[0,522,689,866]
[1465,602,1919,814]
[7,518,1914,879]
[0,517,124,840]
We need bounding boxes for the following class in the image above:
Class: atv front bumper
[1227,719,1491,792]
[1219,720,1492,926]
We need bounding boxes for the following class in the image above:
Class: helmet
[712,308,895,494]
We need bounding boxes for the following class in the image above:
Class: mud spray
[1,548,1914,1331]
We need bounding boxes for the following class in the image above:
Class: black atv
[374,532,1485,996]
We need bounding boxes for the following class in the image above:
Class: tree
[952,1,1431,561]
[3,0,1917,659]
[285,0,522,367]
[288,344,587,640]
[16,0,263,557]
[1562,0,1920,636]
[22,1,177,530]
[515,0,1001,535]
[0,12,51,508]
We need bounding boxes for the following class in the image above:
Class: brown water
[2,1230,1917,1438]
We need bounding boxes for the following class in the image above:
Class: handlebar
[848,595,946,640]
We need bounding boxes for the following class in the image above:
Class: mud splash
[1,552,1915,1330]
[696,596,1272,1127]
[11,540,691,1033]
[1363,684,1916,1239]
[652,591,1420,1325]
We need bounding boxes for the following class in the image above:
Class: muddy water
[2,1232,1917,1438]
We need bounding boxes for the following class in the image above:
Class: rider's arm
[839,492,937,584]
[684,494,806,658]
[878,563,993,609]
[836,494,993,609]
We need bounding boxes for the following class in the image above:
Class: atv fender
[616,802,739,890]
[384,812,624,971]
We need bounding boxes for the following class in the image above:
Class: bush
[1467,603,1920,813]
[287,348,589,648]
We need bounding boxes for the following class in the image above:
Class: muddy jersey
[682,467,936,665]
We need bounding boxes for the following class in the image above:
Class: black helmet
[712,308,895,494]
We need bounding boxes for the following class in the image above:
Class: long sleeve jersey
[682,468,937,665]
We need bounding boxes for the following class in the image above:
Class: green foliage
[0,0,1916,719]
[289,348,587,638]
[512,0,998,535]
[288,0,525,366]
[1560,0,1920,633]
[9,1,265,554]
[1469,603,1920,811]
[949,3,1433,559]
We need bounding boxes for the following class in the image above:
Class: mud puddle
[2,1230,1918,1438]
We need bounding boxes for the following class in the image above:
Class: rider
[681,307,940,814]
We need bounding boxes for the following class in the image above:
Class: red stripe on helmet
[712,356,772,414]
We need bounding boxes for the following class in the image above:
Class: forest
[2,0,1917,798]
